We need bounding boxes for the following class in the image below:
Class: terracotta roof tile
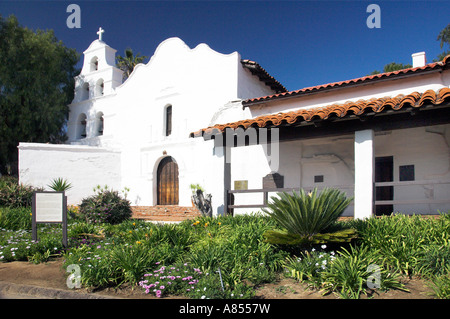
[241,59,287,93]
[190,87,450,137]
[243,55,450,106]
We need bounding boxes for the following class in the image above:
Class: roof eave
[243,56,450,108]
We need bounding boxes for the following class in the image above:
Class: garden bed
[0,258,435,299]
[1,211,449,299]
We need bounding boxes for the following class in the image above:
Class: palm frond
[262,188,353,240]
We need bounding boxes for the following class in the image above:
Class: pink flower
[156,290,162,298]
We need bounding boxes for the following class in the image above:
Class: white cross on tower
[97,27,104,41]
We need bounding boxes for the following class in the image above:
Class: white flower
[201,296,206,299]
[321,245,327,249]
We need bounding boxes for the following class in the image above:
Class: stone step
[131,205,201,222]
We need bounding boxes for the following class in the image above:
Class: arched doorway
[157,156,179,205]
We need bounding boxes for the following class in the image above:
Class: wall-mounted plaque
[234,180,248,190]
[263,173,284,189]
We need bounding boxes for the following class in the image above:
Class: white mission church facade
[18,30,450,219]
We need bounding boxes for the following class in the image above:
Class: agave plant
[47,177,73,192]
[262,188,355,245]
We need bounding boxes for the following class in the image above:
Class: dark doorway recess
[375,156,394,216]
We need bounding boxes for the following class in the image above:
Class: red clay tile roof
[241,59,287,93]
[190,87,450,137]
[243,55,450,107]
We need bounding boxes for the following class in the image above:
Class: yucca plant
[262,188,355,245]
[47,177,73,192]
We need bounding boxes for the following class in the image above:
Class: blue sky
[1,0,449,91]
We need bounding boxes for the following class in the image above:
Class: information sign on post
[32,191,68,247]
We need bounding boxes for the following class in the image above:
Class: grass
[0,206,449,299]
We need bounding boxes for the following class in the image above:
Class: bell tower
[68,28,123,142]
[73,27,123,103]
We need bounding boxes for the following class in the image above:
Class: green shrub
[428,273,450,299]
[185,215,286,288]
[262,188,355,245]
[0,176,43,208]
[351,214,450,275]
[0,207,32,230]
[320,245,406,299]
[110,243,159,286]
[79,186,132,224]
[284,245,338,289]
[416,245,450,277]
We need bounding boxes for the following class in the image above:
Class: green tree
[436,23,450,61]
[116,48,148,80]
[370,62,412,75]
[0,15,79,175]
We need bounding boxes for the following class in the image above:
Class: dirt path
[253,277,435,299]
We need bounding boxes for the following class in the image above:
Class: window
[399,165,415,181]
[314,175,324,183]
[165,105,172,136]
[77,113,87,139]
[90,56,98,72]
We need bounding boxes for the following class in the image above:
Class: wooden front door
[157,157,179,205]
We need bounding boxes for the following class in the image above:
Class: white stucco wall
[18,143,121,205]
